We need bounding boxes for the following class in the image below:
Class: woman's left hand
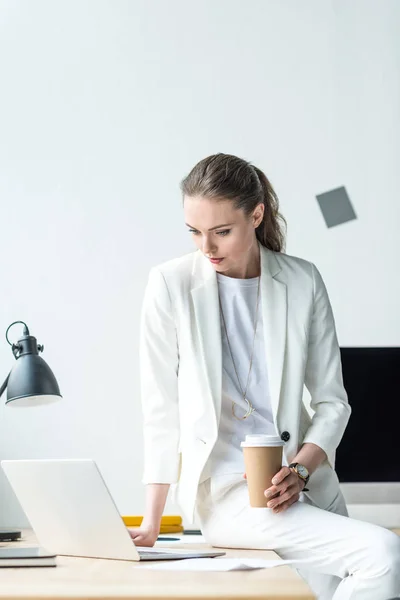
[264,466,305,513]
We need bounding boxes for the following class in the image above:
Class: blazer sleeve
[139,267,181,484]
[302,262,352,470]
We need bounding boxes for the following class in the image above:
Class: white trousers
[195,474,400,600]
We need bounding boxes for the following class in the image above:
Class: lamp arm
[0,372,10,399]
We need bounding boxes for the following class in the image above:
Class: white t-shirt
[200,272,278,482]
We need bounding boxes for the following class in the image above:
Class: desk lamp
[0,321,62,541]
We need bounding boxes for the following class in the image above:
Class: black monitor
[335,347,400,482]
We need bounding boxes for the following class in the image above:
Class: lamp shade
[6,353,61,407]
[1,322,62,407]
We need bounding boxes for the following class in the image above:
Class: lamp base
[0,529,21,541]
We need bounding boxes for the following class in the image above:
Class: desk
[0,529,314,600]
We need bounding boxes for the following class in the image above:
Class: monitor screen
[335,348,400,482]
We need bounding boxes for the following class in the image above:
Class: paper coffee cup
[241,434,285,507]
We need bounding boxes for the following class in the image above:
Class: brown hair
[180,153,286,252]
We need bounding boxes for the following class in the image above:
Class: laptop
[1,459,225,562]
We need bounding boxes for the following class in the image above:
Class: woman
[131,153,400,599]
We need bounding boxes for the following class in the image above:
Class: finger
[271,466,292,486]
[270,472,300,496]
[268,487,294,508]
[274,497,299,513]
[266,470,291,495]
[265,480,290,498]
[271,475,296,497]
[264,484,282,498]
[273,493,300,513]
[243,473,247,479]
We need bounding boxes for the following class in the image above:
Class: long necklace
[218,275,261,420]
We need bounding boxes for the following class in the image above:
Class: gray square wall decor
[316,186,357,228]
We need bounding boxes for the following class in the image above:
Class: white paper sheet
[141,557,311,571]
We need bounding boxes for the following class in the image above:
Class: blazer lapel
[191,252,222,434]
[259,246,287,423]
[190,241,287,431]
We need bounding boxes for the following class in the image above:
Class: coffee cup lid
[240,434,285,448]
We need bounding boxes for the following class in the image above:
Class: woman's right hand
[127,522,159,547]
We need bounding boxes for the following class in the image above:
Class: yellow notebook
[159,525,184,533]
[122,515,182,527]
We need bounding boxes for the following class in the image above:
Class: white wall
[0,0,399,528]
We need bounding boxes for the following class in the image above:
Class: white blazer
[139,241,351,523]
